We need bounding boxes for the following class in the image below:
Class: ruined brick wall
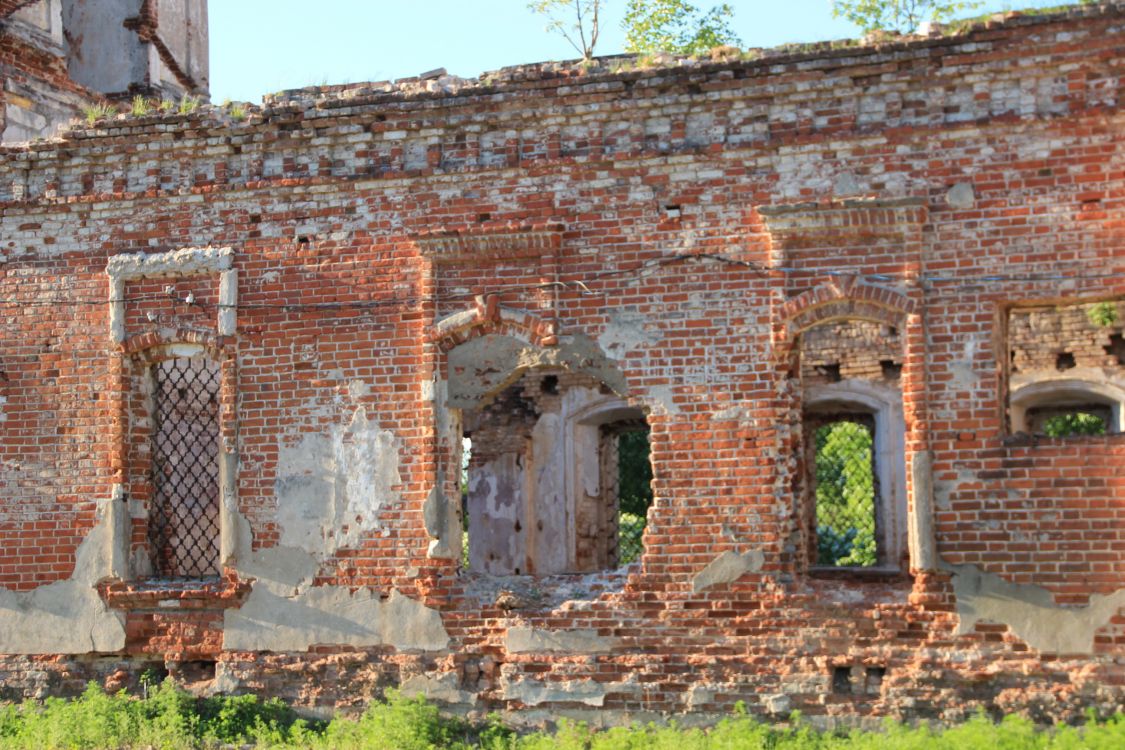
[0,4,1124,727]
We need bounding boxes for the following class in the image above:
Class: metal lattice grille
[149,356,221,579]
[812,418,878,567]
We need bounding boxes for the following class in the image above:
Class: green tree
[1042,412,1106,438]
[814,421,877,567]
[623,0,742,56]
[528,0,604,60]
[831,0,980,35]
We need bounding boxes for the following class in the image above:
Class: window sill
[807,566,909,582]
[100,574,251,611]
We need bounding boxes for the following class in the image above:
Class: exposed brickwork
[800,321,902,385]
[0,4,1124,728]
[1010,301,1125,373]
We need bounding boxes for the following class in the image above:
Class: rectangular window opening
[148,356,222,580]
[808,415,879,568]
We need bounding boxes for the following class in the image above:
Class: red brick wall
[0,5,1122,725]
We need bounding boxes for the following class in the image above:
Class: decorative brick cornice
[759,197,928,238]
[414,222,564,264]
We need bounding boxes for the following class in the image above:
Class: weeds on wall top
[80,102,115,125]
[178,95,200,115]
[130,95,152,117]
[1087,301,1119,328]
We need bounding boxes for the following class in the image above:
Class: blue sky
[210,1,1067,102]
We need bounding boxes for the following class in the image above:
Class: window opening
[458,366,651,575]
[1027,406,1110,437]
[1055,352,1076,371]
[832,666,852,694]
[613,428,652,565]
[148,356,221,579]
[809,416,878,568]
[1105,333,1125,366]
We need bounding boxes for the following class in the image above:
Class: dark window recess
[1026,405,1111,437]
[149,356,222,579]
[1105,333,1125,366]
[832,666,852,694]
[815,363,842,383]
[809,416,878,567]
[1055,351,1076,371]
[541,375,559,395]
[865,667,886,693]
[880,360,902,380]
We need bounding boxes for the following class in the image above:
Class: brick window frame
[105,247,240,584]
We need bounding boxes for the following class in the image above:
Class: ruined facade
[0,1,1123,727]
[0,0,208,143]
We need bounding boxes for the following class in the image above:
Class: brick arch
[778,278,916,345]
[122,328,225,362]
[428,295,557,352]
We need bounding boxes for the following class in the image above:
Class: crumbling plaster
[0,491,126,654]
[951,565,1125,654]
[222,402,450,653]
[445,333,626,411]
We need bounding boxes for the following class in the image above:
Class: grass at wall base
[0,681,1121,749]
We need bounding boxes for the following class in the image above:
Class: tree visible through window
[616,429,653,564]
[812,419,877,567]
[1034,409,1109,438]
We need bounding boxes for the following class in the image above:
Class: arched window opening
[614,428,653,565]
[148,355,221,579]
[1009,379,1124,437]
[808,416,878,568]
[1030,406,1109,437]
[798,318,907,571]
[458,366,651,575]
[1007,300,1125,437]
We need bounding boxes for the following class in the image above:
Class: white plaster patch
[223,585,449,652]
[648,384,680,415]
[0,496,126,654]
[275,406,401,556]
[952,565,1125,654]
[506,627,620,654]
[400,672,476,705]
[501,677,608,707]
[692,549,765,593]
[598,309,661,359]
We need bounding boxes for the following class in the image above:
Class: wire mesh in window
[813,420,877,567]
[149,356,221,579]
